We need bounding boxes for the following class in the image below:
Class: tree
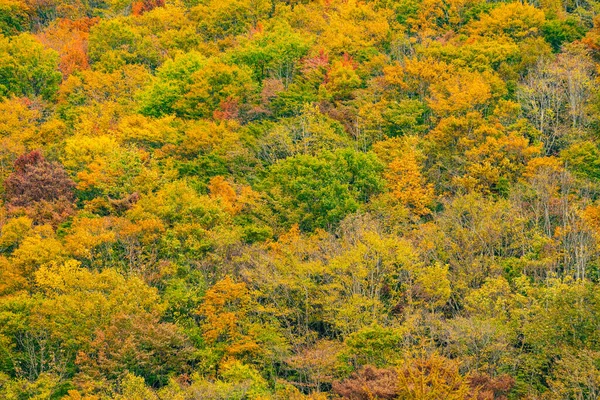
[377,138,435,217]
[0,33,61,100]
[542,18,586,52]
[0,259,192,392]
[518,45,594,155]
[76,313,192,388]
[132,0,164,16]
[397,353,473,400]
[37,17,98,78]
[467,3,545,41]
[332,365,399,400]
[548,350,600,400]
[2,0,600,397]
[197,276,262,368]
[260,148,384,231]
[230,21,312,84]
[0,0,30,36]
[322,56,362,101]
[190,0,271,42]
[255,104,351,162]
[4,150,75,225]
[87,18,161,72]
[176,60,257,120]
[138,51,205,117]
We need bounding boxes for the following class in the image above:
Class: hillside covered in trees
[2,0,600,398]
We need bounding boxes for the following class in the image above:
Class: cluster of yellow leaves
[291,0,391,56]
[467,3,545,40]
[374,138,434,216]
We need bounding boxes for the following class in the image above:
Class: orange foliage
[37,18,99,77]
[198,276,260,358]
[132,0,165,16]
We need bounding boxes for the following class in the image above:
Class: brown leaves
[332,365,398,400]
[468,373,515,400]
[333,354,489,400]
[4,150,75,225]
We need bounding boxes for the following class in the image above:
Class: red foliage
[301,48,330,73]
[213,97,240,121]
[58,17,99,33]
[341,52,357,69]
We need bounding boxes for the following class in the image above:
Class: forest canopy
[1,0,600,398]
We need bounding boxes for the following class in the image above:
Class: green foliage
[542,18,587,52]
[138,51,206,117]
[88,18,162,72]
[561,141,600,180]
[343,324,404,367]
[260,149,384,230]
[191,0,271,41]
[230,21,312,82]
[0,34,61,100]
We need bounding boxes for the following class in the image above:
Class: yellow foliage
[114,373,159,400]
[0,215,32,250]
[464,276,511,317]
[524,156,564,179]
[414,263,452,308]
[382,64,408,91]
[11,225,64,278]
[63,134,121,171]
[117,114,178,146]
[309,0,391,55]
[200,276,247,343]
[383,140,434,216]
[467,2,545,40]
[63,217,117,259]
[402,58,454,97]
[428,70,493,116]
[178,120,241,157]
[34,259,165,328]
[0,98,40,180]
[397,353,472,400]
[0,255,27,295]
[61,389,100,400]
[372,137,406,164]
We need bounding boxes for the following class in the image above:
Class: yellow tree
[376,138,435,217]
[397,353,473,400]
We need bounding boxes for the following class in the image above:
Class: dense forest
[2,0,600,398]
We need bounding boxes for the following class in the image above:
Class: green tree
[0,33,61,100]
[260,148,384,231]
